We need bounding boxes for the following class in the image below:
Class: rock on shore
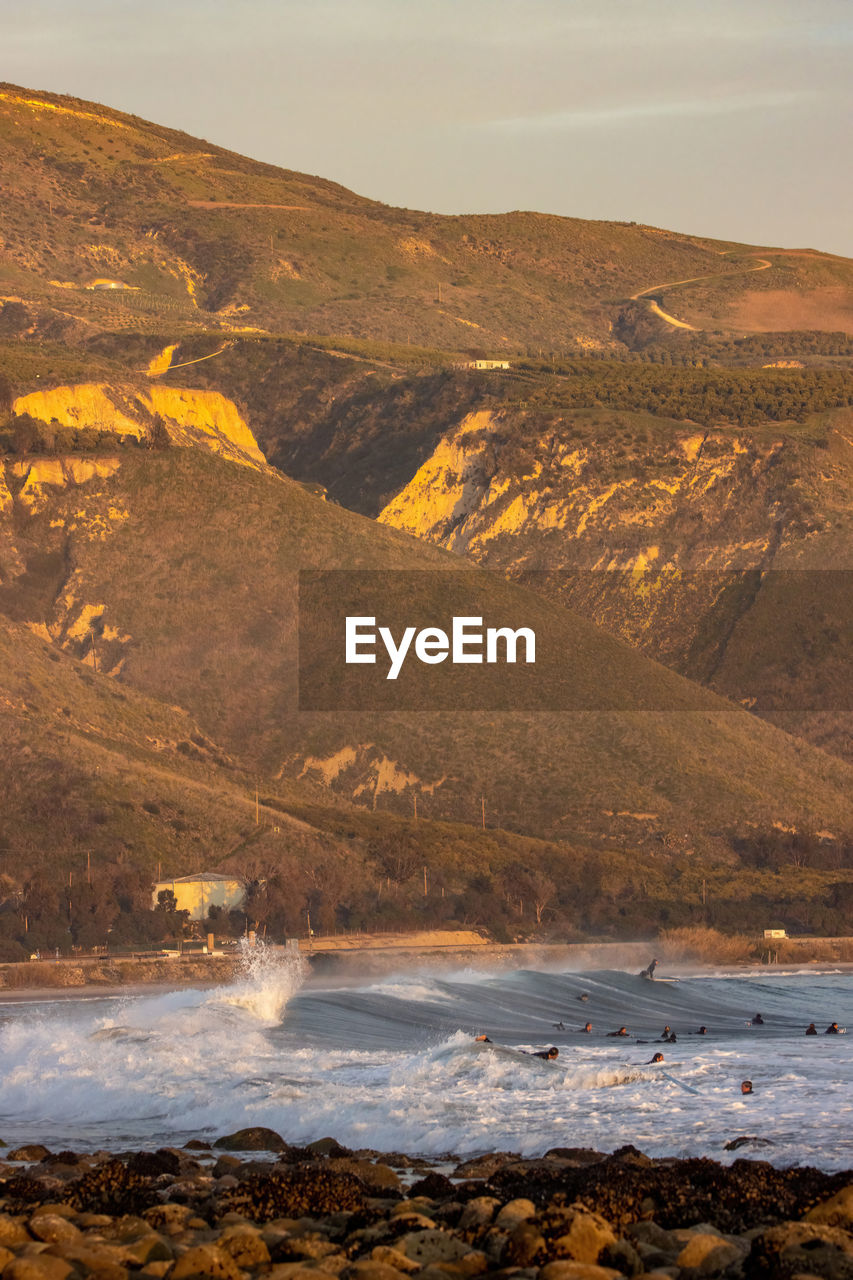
[0,1135,850,1279]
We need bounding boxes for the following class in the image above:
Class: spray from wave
[211,940,307,1025]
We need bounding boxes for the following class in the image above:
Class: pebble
[0,1140,849,1279]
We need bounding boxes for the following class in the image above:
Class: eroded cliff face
[378,407,853,756]
[0,380,268,676]
[13,382,266,469]
[0,451,132,673]
[378,411,799,569]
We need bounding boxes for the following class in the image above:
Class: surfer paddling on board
[639,958,658,979]
[474,1038,558,1061]
[646,1052,665,1064]
[607,1026,630,1037]
[825,1022,841,1034]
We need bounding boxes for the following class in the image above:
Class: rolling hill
[0,412,850,858]
[0,84,850,944]
[1,83,852,355]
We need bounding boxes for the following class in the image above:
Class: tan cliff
[378,407,853,759]
[13,382,266,469]
[378,411,796,569]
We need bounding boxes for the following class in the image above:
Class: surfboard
[661,1070,700,1095]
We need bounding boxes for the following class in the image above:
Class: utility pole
[87,851,91,885]
[413,793,418,821]
[255,787,259,824]
[481,796,486,830]
[423,865,428,897]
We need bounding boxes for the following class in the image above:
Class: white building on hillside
[152,873,245,921]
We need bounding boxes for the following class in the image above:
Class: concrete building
[152,873,245,921]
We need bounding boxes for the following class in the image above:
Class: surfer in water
[581,1021,592,1033]
[607,1026,630,1037]
[660,1025,672,1039]
[805,1023,817,1035]
[474,1034,492,1043]
[528,1046,559,1060]
[639,958,658,979]
[577,993,589,1002]
[751,1013,765,1025]
[552,1021,566,1030]
[741,1080,754,1095]
[825,1022,840,1034]
[646,1051,665,1064]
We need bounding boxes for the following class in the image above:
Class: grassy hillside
[2,616,850,948]
[0,442,850,859]
[58,337,848,766]
[2,83,852,354]
[0,618,344,877]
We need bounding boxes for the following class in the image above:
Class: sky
[4,0,852,255]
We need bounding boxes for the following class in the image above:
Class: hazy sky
[5,0,852,254]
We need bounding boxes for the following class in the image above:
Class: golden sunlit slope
[0,441,850,856]
[2,83,851,352]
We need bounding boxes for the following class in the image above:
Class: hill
[0,440,851,951]
[0,85,850,945]
[83,335,851,763]
[2,83,852,355]
[0,424,851,853]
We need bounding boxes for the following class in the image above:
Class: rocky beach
[1,1132,852,1280]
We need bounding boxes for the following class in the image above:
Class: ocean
[0,948,849,1170]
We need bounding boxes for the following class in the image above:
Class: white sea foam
[0,962,849,1168]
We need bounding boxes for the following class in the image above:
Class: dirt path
[187,201,310,211]
[630,257,772,303]
[144,341,234,377]
[645,299,698,331]
[628,247,841,331]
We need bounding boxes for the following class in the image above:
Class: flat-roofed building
[152,873,244,921]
